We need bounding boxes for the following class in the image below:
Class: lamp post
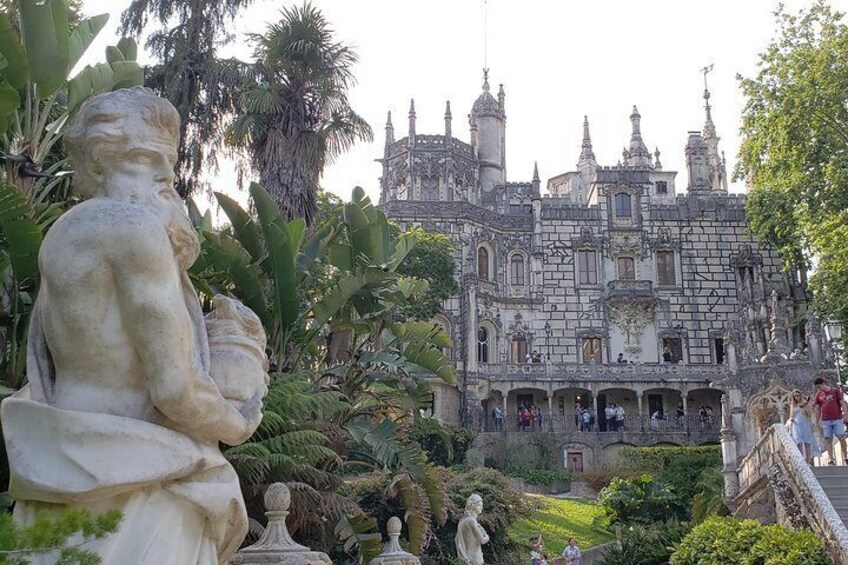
[544,321,552,364]
[825,319,844,389]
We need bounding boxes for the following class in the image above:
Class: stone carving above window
[729,244,763,270]
[607,300,656,355]
[608,231,647,259]
[649,227,680,251]
[572,226,602,250]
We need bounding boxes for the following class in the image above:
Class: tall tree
[227,3,373,227]
[119,1,253,198]
[739,1,848,323]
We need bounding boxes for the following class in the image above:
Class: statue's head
[65,87,180,200]
[65,88,198,270]
[464,493,483,516]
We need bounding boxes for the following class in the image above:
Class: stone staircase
[815,466,848,528]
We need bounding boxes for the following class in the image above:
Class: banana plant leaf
[214,191,263,263]
[68,13,109,71]
[20,0,69,98]
[0,13,27,89]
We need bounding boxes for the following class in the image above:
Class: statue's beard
[148,193,200,271]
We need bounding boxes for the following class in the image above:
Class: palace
[377,70,812,472]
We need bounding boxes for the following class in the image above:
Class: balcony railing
[606,279,654,296]
[483,414,719,436]
[476,362,725,381]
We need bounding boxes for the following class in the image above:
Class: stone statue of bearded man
[0,87,268,564]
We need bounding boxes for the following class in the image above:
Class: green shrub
[670,517,832,565]
[503,467,571,487]
[410,418,476,467]
[619,446,721,506]
[578,466,642,493]
[599,521,690,565]
[597,475,686,526]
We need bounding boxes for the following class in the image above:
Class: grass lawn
[509,495,615,558]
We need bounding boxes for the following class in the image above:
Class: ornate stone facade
[378,71,818,471]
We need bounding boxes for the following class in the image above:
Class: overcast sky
[79,0,841,209]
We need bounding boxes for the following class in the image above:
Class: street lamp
[544,321,552,363]
[825,319,844,388]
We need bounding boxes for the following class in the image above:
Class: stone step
[813,466,848,477]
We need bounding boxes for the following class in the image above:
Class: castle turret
[471,69,506,195]
[702,86,728,193]
[686,131,711,193]
[625,106,653,168]
[408,99,416,146]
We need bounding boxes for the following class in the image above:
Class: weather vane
[701,64,714,92]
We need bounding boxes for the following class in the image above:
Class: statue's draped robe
[455,514,487,565]
[1,273,247,565]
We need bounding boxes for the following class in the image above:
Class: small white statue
[455,493,490,565]
[0,87,267,564]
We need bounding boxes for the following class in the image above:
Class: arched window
[615,192,632,217]
[510,254,525,286]
[477,247,490,280]
[477,327,490,363]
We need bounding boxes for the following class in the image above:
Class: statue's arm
[475,522,490,544]
[110,217,258,445]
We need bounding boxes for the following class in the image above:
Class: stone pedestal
[369,516,420,565]
[230,483,331,565]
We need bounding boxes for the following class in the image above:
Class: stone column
[502,394,508,432]
[548,394,554,432]
[231,483,331,565]
[592,395,599,432]
[637,391,644,432]
[467,286,478,372]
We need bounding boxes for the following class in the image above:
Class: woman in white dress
[788,389,821,464]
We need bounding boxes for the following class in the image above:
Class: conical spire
[408,99,416,142]
[385,110,394,145]
[626,105,653,168]
[703,87,717,139]
[531,161,541,197]
[533,161,540,182]
[578,115,596,165]
[444,100,452,137]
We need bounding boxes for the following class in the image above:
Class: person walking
[562,538,581,565]
[814,377,848,465]
[788,389,820,465]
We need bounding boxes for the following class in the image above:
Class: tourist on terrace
[814,377,848,465]
[615,404,625,431]
[788,389,820,465]
[662,346,673,364]
[532,350,543,363]
[605,404,615,432]
[562,538,581,565]
[580,408,592,432]
[574,402,582,428]
[492,405,504,431]
[616,352,626,364]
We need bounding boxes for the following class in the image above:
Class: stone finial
[482,68,490,92]
[626,105,653,168]
[231,483,331,565]
[444,101,452,138]
[408,99,416,143]
[654,147,662,170]
[532,161,540,182]
[369,516,420,565]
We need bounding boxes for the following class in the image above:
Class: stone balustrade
[476,362,724,382]
[735,424,848,565]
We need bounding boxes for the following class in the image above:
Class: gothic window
[656,250,676,285]
[477,247,490,280]
[617,256,636,280]
[662,337,683,363]
[477,327,489,363]
[655,181,668,195]
[615,192,632,217]
[582,336,602,364]
[510,254,525,286]
[577,250,598,285]
[511,334,528,363]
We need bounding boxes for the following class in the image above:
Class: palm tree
[120,0,254,197]
[227,3,373,227]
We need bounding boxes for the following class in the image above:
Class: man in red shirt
[814,377,848,465]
